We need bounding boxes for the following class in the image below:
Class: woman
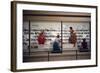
[69,27,77,47]
[37,30,46,44]
[52,34,61,53]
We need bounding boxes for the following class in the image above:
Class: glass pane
[62,22,91,60]
[30,21,61,52]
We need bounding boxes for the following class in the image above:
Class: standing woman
[69,27,77,47]
[37,30,46,45]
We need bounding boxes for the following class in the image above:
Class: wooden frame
[11,1,98,72]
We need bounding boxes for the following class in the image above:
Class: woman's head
[70,27,73,30]
[70,27,74,33]
[57,34,60,38]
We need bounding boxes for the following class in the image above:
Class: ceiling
[23,10,91,17]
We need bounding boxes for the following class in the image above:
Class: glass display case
[23,10,91,62]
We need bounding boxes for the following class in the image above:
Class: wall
[0,0,99,73]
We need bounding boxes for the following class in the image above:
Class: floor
[23,48,91,62]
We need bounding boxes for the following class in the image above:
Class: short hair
[70,27,73,29]
[57,34,60,38]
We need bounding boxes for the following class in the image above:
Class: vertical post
[76,50,78,60]
[48,51,49,61]
[89,21,91,52]
[29,20,31,55]
[61,21,63,52]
